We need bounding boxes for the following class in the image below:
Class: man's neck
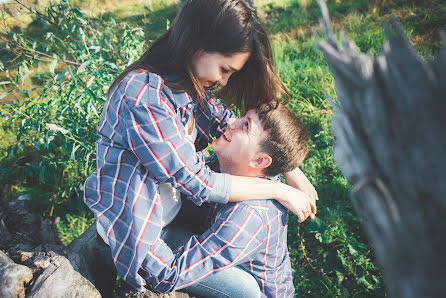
[219,162,265,177]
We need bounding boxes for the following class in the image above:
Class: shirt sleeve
[203,93,237,139]
[122,77,228,205]
[139,204,265,292]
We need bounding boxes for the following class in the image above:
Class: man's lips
[222,130,231,142]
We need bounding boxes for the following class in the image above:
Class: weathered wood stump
[316,1,446,297]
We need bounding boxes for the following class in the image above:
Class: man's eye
[244,121,249,130]
[221,67,230,74]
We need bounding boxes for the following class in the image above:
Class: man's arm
[139,203,265,293]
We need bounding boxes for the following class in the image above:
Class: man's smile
[223,130,231,142]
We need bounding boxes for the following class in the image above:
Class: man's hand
[284,167,318,202]
[276,184,316,222]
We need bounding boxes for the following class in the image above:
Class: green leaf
[50,59,58,75]
[335,271,345,283]
[84,151,93,175]
[46,123,69,134]
[40,165,46,184]
[70,143,80,160]
[357,276,373,290]
[104,62,118,70]
[55,71,66,82]
[21,89,30,98]
[20,63,33,85]
[68,66,77,80]
[0,90,14,100]
[305,216,327,233]
[347,244,359,256]
[77,60,92,75]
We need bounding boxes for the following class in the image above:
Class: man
[136,103,312,297]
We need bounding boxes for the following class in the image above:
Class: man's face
[212,109,268,176]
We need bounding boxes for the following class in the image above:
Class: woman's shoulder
[119,69,165,90]
[112,69,174,106]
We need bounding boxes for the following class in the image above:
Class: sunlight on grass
[57,213,95,246]
[1,0,445,295]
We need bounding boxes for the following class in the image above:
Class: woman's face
[191,50,251,88]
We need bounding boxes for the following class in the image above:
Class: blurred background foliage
[0,0,445,296]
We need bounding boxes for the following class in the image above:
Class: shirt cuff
[208,173,231,204]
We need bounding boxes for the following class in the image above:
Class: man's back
[210,199,295,297]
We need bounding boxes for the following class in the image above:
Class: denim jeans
[160,224,261,298]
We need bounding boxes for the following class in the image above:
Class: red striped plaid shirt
[84,70,234,290]
[140,178,295,297]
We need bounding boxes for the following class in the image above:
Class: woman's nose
[218,74,230,86]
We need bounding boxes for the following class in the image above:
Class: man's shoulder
[220,199,286,216]
[238,199,286,213]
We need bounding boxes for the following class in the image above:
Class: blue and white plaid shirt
[140,169,295,297]
[84,70,234,289]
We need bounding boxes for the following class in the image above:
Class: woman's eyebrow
[227,64,240,72]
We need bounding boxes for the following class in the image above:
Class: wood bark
[316,1,446,297]
[0,189,190,297]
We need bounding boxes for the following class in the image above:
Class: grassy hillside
[1,0,444,296]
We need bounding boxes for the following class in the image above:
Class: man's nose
[227,118,237,130]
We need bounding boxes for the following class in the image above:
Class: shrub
[0,0,146,215]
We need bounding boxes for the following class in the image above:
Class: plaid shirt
[84,70,234,290]
[140,171,295,297]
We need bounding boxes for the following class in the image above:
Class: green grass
[1,0,445,296]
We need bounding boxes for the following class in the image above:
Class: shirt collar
[163,74,195,108]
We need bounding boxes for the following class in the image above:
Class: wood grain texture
[316,1,446,297]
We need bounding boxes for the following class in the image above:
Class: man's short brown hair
[257,103,309,177]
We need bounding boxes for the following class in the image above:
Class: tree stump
[0,189,190,297]
[316,1,446,297]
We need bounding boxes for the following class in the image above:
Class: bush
[0,0,146,215]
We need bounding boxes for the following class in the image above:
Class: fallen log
[0,188,190,297]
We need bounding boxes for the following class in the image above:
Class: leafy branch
[13,0,57,25]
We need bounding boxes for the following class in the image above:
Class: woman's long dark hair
[110,0,289,111]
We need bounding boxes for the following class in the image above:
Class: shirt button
[182,117,186,122]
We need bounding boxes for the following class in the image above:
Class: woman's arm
[229,176,316,222]
[283,167,318,202]
[123,73,229,207]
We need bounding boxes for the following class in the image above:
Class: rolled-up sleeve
[208,172,231,204]
[206,95,236,139]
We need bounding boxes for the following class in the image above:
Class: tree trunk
[316,1,446,297]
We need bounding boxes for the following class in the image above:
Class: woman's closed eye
[221,67,230,74]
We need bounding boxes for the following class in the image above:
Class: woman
[84,0,317,295]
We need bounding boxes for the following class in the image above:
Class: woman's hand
[228,175,316,222]
[283,167,318,202]
[276,183,316,223]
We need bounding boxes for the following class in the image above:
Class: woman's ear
[249,153,272,170]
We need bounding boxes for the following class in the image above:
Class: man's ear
[249,153,272,170]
